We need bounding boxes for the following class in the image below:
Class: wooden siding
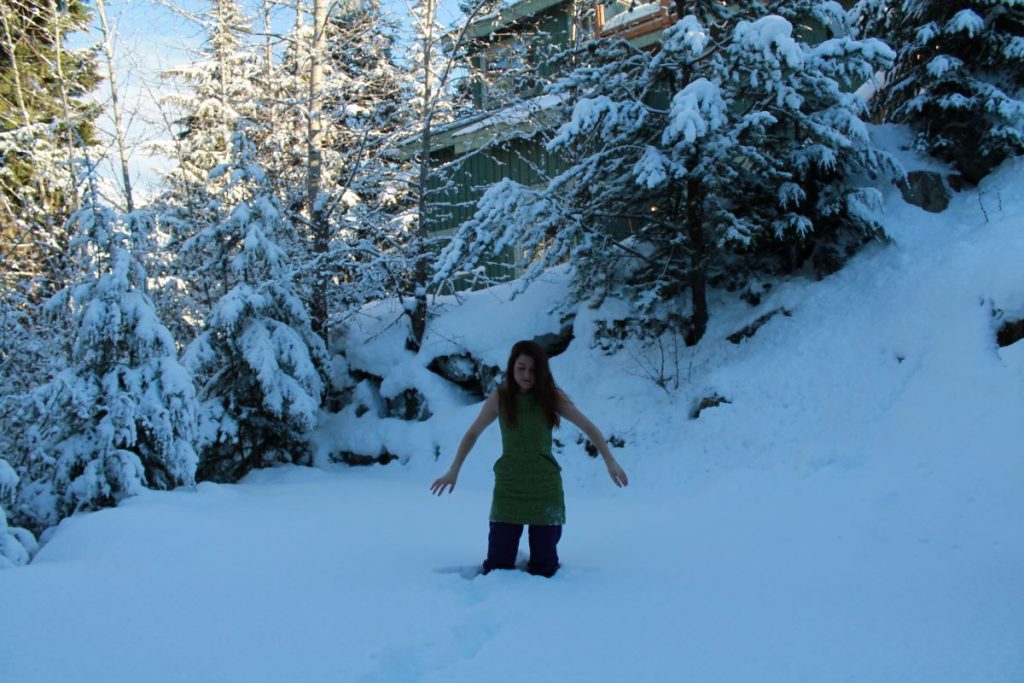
[469,3,574,109]
[427,135,565,235]
[426,134,572,287]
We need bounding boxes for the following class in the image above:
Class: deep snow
[1,144,1023,683]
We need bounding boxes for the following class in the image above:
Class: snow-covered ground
[2,151,1023,682]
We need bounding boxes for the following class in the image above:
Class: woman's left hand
[605,459,629,487]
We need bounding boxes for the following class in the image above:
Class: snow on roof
[450,92,567,139]
[461,0,568,40]
[601,1,663,31]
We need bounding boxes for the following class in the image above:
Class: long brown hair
[499,340,561,429]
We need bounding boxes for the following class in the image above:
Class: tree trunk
[216,0,231,154]
[685,175,708,346]
[307,0,329,345]
[261,0,275,84]
[45,0,81,290]
[94,0,135,213]
[0,9,32,128]
[408,0,438,352]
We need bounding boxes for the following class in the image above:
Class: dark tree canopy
[855,0,1024,182]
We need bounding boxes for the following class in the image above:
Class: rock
[533,314,576,357]
[429,354,478,384]
[479,364,503,396]
[385,388,432,422]
[426,316,574,398]
[690,393,731,419]
[427,354,501,399]
[997,318,1024,348]
[576,432,625,457]
[897,171,953,213]
[428,353,481,392]
[351,378,386,418]
[333,449,399,466]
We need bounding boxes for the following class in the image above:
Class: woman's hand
[605,458,629,488]
[430,470,458,495]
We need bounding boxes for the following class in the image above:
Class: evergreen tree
[9,194,199,526]
[436,3,900,345]
[184,130,327,483]
[853,0,1024,182]
[0,279,73,533]
[154,0,263,345]
[0,456,36,568]
[0,0,100,290]
[158,0,261,197]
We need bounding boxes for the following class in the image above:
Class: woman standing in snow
[431,340,628,577]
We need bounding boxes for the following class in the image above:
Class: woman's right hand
[430,470,458,496]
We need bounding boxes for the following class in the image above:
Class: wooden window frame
[595,0,676,42]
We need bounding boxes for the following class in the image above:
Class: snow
[2,141,1024,681]
[633,145,672,187]
[662,77,727,145]
[661,14,711,56]
[549,95,646,148]
[602,1,662,31]
[927,54,964,77]
[945,9,985,37]
[734,15,804,69]
[450,93,566,140]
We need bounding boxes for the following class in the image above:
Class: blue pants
[483,521,562,577]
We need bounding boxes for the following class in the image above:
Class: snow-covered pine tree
[0,281,73,534]
[153,0,264,346]
[184,129,327,483]
[313,0,412,340]
[11,194,199,525]
[436,3,900,345]
[853,0,1024,182]
[0,457,37,568]
[407,0,459,129]
[158,0,262,198]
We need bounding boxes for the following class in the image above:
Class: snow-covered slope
[1,154,1022,682]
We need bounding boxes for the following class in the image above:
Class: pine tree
[0,0,100,291]
[153,0,263,347]
[7,193,200,524]
[403,0,485,350]
[436,3,900,345]
[853,0,1024,182]
[184,129,327,483]
[158,0,262,197]
[242,0,417,346]
[0,278,73,533]
[0,457,36,568]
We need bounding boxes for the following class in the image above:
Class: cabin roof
[459,0,569,41]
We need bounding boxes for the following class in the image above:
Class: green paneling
[426,134,572,238]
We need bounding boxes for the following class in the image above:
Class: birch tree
[93,0,135,212]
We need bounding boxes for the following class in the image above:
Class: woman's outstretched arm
[431,391,500,495]
[557,392,629,487]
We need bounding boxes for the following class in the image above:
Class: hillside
[1,149,1022,682]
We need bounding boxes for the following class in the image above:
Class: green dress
[490,392,566,526]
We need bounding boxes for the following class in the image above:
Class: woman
[431,340,628,577]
